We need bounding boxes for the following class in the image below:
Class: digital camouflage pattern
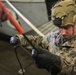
[16,34,49,50]
[51,0,76,27]
[16,30,76,75]
[44,31,76,75]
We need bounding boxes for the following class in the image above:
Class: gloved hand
[10,36,20,46]
[32,46,62,75]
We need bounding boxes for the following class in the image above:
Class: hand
[0,3,9,22]
[1,7,8,22]
[32,46,61,75]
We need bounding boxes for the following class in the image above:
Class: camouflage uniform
[15,0,76,75]
[44,31,76,75]
[16,30,76,75]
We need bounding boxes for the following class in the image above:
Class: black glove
[32,46,61,75]
[10,36,20,46]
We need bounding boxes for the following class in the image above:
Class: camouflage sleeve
[16,34,49,50]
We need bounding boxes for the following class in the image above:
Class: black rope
[23,34,37,50]
[14,47,25,75]
[19,45,32,56]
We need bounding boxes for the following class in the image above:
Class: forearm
[16,34,49,50]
